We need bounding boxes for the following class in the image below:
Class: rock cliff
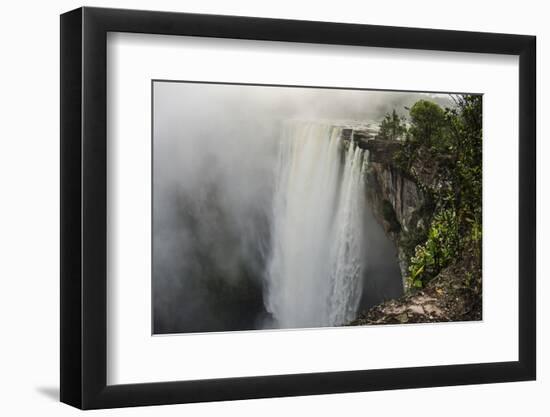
[344,129,482,325]
[366,162,429,290]
[344,132,433,292]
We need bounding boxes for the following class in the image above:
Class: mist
[152,81,451,334]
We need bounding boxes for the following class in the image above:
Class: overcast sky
[154,81,453,133]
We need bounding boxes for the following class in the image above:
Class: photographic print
[152,81,482,335]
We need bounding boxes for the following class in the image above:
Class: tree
[408,100,447,148]
[403,95,482,289]
[445,94,482,238]
[378,109,407,141]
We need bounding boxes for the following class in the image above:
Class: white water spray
[265,122,368,328]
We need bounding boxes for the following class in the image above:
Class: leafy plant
[409,99,448,150]
[378,96,482,292]
[407,209,458,288]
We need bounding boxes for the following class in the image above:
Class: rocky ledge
[349,251,482,325]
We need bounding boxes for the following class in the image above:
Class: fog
[152,81,451,334]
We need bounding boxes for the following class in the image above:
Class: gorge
[153,83,482,334]
[264,122,403,329]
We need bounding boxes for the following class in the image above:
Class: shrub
[407,209,458,288]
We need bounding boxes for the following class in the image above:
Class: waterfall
[265,122,368,329]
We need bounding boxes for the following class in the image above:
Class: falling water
[265,122,368,328]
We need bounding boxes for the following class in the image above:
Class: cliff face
[346,133,482,325]
[344,97,483,326]
[348,135,433,292]
[366,161,429,290]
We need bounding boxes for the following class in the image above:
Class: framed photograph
[60,6,536,409]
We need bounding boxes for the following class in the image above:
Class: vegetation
[408,209,458,288]
[380,96,482,289]
[348,95,482,326]
[377,109,408,141]
[408,100,448,148]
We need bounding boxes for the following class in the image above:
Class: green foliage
[445,95,483,228]
[407,209,459,288]
[409,100,448,150]
[378,109,407,141]
[387,95,483,290]
[398,198,435,261]
[393,100,449,175]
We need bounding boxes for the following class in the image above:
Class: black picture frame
[60,6,536,410]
